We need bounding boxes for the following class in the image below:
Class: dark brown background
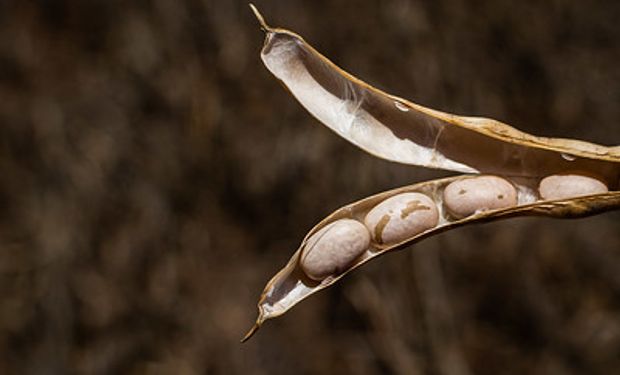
[1,1,619,374]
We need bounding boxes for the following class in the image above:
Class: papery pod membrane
[250,5,620,183]
[243,5,620,342]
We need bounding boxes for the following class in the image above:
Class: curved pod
[251,6,620,183]
[243,174,620,341]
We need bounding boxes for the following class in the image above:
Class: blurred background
[1,0,619,374]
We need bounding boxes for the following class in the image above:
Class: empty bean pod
[538,174,608,200]
[443,175,518,219]
[364,192,439,245]
[300,219,370,281]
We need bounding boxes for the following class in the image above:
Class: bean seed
[538,174,608,200]
[443,176,517,219]
[364,192,439,245]
[300,219,370,281]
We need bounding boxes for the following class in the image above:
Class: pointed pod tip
[249,3,270,32]
[240,321,261,343]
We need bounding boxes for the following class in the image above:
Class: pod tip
[249,4,270,32]
[240,321,261,343]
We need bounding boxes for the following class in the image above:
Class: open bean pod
[243,5,620,341]
[243,174,620,341]
[249,6,620,181]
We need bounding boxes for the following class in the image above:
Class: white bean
[538,174,608,200]
[443,176,517,219]
[300,219,370,281]
[364,192,438,245]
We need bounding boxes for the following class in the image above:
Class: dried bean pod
[539,174,608,200]
[243,6,620,342]
[443,176,518,219]
[364,192,439,245]
[300,219,370,281]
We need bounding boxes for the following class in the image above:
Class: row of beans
[299,173,609,281]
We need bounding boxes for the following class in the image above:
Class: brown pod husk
[243,5,620,342]
[250,5,620,182]
[242,174,620,342]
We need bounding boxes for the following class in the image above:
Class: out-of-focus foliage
[0,1,618,374]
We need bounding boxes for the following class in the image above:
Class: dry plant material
[243,4,620,342]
